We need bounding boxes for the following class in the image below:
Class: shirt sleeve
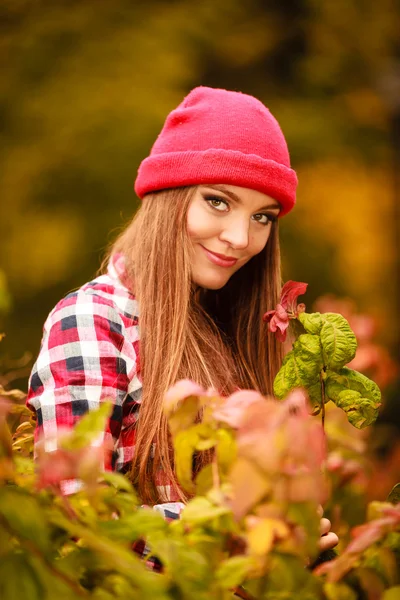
[26,288,140,494]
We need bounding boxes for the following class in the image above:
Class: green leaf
[174,423,218,493]
[307,380,323,415]
[383,586,400,600]
[173,428,199,493]
[91,573,136,599]
[195,463,214,496]
[263,553,322,596]
[216,428,237,475]
[146,538,211,596]
[196,438,217,451]
[215,556,255,590]
[100,471,137,494]
[388,483,400,505]
[325,367,381,428]
[0,487,50,554]
[319,312,357,370]
[98,509,167,541]
[168,394,200,437]
[0,553,44,600]
[287,502,321,560]
[293,334,324,384]
[49,513,167,594]
[273,334,323,400]
[323,582,357,600]
[367,501,393,521]
[273,351,299,399]
[61,402,113,450]
[298,311,324,335]
[181,496,230,526]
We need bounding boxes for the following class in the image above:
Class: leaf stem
[233,586,257,600]
[320,371,326,432]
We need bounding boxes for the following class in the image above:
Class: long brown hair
[102,187,284,504]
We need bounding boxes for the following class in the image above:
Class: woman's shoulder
[44,256,139,336]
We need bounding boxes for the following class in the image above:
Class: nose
[219,216,249,250]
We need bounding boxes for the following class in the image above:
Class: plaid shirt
[26,254,184,517]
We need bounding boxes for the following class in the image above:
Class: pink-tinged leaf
[36,448,79,489]
[346,520,388,554]
[315,553,359,581]
[234,394,327,505]
[280,281,308,313]
[316,511,400,582]
[235,399,282,472]
[35,428,108,491]
[263,304,290,342]
[380,504,400,519]
[289,472,325,504]
[164,380,206,414]
[229,457,271,520]
[284,388,309,415]
[262,309,277,323]
[263,282,307,341]
[213,390,265,428]
[326,452,345,472]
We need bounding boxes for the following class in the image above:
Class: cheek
[248,229,272,257]
[187,202,218,240]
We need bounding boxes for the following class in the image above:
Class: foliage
[267,282,382,430]
[1,288,399,598]
[313,295,399,392]
[0,383,399,598]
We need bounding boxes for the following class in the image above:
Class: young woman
[26,86,337,552]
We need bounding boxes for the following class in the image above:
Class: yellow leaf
[229,457,270,520]
[246,517,289,557]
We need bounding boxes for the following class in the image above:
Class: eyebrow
[203,184,281,212]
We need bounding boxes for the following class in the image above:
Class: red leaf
[280,281,308,313]
[263,304,290,342]
[263,281,307,342]
[346,520,388,553]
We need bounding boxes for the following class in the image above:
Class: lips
[201,245,238,268]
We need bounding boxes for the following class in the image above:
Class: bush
[1,284,399,599]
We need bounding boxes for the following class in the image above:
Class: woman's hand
[318,506,339,552]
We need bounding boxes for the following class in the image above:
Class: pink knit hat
[134,86,298,217]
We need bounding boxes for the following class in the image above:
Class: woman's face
[187,184,280,290]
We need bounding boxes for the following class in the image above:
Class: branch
[233,585,257,600]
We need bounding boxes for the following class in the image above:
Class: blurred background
[0,0,400,496]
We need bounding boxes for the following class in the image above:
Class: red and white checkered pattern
[26,254,183,513]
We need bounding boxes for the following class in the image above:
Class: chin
[192,272,231,290]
